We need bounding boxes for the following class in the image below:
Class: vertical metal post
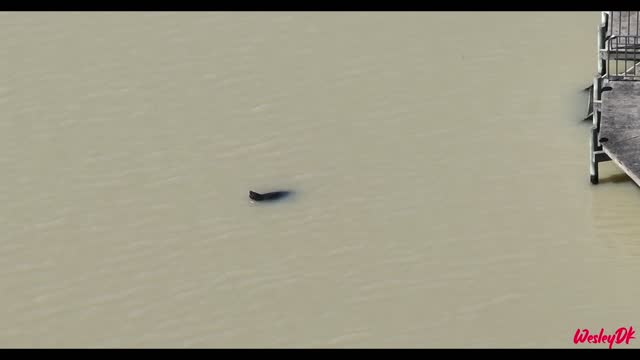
[591,75,602,185]
[591,127,599,184]
[598,24,604,75]
[593,76,601,130]
[598,12,608,76]
[591,12,611,185]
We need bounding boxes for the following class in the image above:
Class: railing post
[601,11,609,31]
[591,126,599,184]
[598,12,608,76]
[593,76,601,131]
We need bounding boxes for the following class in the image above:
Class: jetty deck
[589,11,640,185]
[598,80,640,184]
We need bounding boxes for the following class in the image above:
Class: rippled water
[1,11,639,348]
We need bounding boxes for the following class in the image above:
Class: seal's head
[249,191,264,201]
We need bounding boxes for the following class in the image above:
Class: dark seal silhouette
[249,190,292,202]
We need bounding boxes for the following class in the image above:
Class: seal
[249,190,291,202]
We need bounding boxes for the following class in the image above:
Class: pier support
[590,12,610,185]
[590,127,599,184]
[590,125,612,184]
[590,75,608,184]
[589,74,612,184]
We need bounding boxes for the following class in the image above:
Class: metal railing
[608,11,640,37]
[605,11,640,80]
[607,35,640,80]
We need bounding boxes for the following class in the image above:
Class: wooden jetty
[589,11,640,185]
